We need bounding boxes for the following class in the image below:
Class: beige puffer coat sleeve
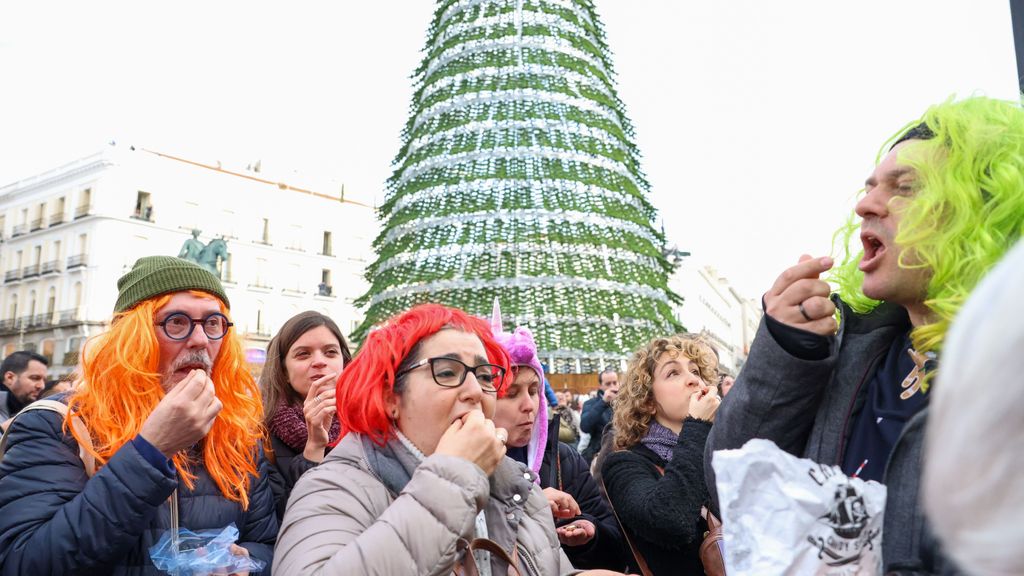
[273,436,490,576]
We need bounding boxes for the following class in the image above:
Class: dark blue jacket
[0,401,278,575]
[580,393,613,463]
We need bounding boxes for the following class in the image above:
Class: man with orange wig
[0,256,277,575]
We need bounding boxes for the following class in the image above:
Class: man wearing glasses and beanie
[0,256,277,574]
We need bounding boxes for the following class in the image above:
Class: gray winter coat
[273,432,580,576]
[705,298,961,575]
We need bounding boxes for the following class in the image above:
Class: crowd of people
[0,95,1022,575]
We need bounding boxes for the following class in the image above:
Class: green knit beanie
[115,256,230,313]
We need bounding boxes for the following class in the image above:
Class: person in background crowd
[706,96,1024,573]
[0,351,48,427]
[274,304,623,575]
[0,255,277,574]
[580,367,619,464]
[718,373,734,397]
[40,377,73,400]
[554,389,582,445]
[601,334,720,575]
[544,377,558,408]
[260,310,351,518]
[490,314,626,570]
[923,240,1024,576]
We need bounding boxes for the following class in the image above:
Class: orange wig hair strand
[67,291,264,509]
[335,303,511,446]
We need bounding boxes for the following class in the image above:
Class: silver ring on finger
[315,394,323,403]
[798,301,813,322]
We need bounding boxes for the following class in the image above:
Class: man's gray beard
[161,350,213,389]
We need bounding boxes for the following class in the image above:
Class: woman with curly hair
[600,334,721,575]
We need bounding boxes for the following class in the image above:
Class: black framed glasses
[395,357,506,394]
[156,312,233,341]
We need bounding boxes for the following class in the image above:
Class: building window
[322,231,333,256]
[318,269,333,296]
[32,203,45,230]
[222,252,233,282]
[261,218,271,244]
[7,294,17,320]
[255,300,267,336]
[134,192,153,221]
[52,197,66,225]
[287,224,303,251]
[76,188,92,218]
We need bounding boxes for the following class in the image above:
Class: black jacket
[0,399,278,575]
[602,418,712,576]
[580,393,613,463]
[537,415,627,571]
[267,432,318,520]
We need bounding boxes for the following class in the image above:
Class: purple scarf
[268,401,341,453]
[640,421,679,462]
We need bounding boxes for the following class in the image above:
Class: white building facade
[0,145,376,376]
[669,262,762,375]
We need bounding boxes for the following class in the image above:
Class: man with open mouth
[705,96,1024,574]
[0,255,278,574]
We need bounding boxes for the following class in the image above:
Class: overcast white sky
[0,1,1018,298]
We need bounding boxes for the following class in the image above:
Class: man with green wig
[706,96,1024,574]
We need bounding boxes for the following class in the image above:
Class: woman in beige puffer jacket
[273,304,623,576]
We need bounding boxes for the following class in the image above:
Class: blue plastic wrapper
[148,523,266,575]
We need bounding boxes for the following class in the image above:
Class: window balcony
[67,254,88,269]
[132,206,154,222]
[281,287,305,296]
[22,264,40,278]
[50,212,65,226]
[12,224,27,237]
[317,283,335,297]
[31,313,54,327]
[75,205,91,219]
[0,319,18,332]
[61,350,80,366]
[30,218,45,231]
[4,269,22,283]
[248,281,273,291]
[41,260,61,274]
[59,308,82,324]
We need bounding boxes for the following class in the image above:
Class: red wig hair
[335,303,511,446]
[67,291,264,509]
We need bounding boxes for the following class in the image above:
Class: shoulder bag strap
[453,538,523,576]
[599,474,655,576]
[0,399,96,477]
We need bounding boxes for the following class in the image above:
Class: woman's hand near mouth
[302,371,338,462]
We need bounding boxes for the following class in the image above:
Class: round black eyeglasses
[156,312,233,341]
[395,357,506,393]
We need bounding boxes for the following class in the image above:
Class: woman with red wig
[273,304,622,575]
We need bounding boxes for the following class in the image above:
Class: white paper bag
[712,439,886,576]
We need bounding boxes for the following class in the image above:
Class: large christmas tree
[355,0,681,372]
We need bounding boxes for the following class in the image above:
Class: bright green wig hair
[831,96,1024,359]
